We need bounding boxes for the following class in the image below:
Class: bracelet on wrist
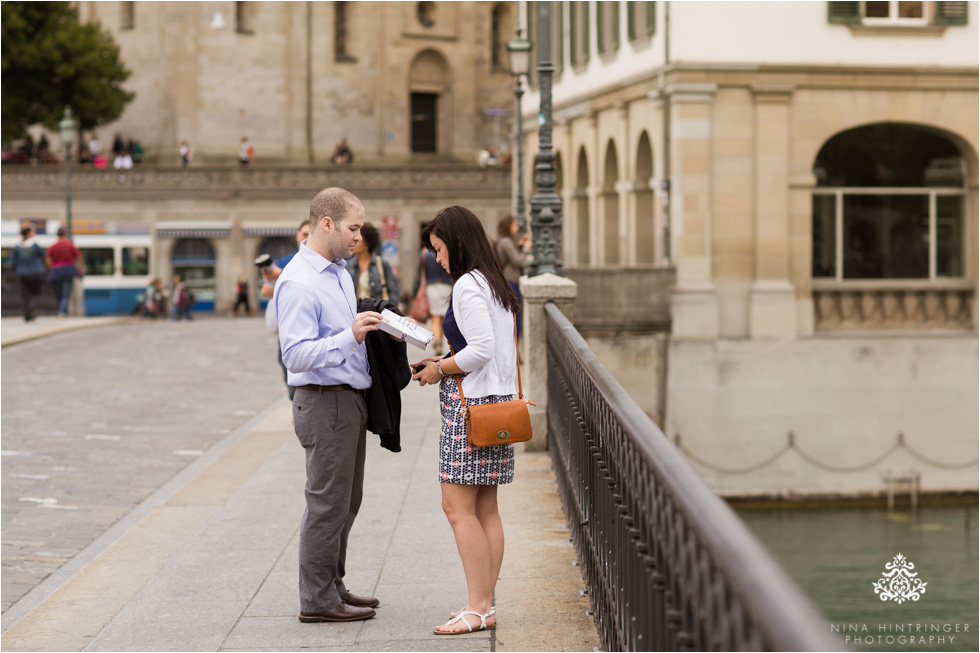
[436,360,445,377]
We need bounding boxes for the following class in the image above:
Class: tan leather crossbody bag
[453,316,535,447]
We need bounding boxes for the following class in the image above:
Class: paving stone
[1,318,284,611]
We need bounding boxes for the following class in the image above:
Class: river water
[737,505,978,653]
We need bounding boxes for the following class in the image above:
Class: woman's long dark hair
[421,206,521,313]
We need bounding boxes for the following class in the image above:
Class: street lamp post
[527,2,562,277]
[507,28,532,237]
[58,107,77,239]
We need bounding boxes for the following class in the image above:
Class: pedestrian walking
[493,215,531,342]
[11,225,47,322]
[179,140,193,167]
[273,187,383,623]
[45,227,84,317]
[140,277,166,317]
[231,273,252,317]
[344,222,399,305]
[413,243,453,355]
[170,273,193,320]
[410,205,523,635]
[239,137,254,166]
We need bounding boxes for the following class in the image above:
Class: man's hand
[352,311,383,344]
[260,283,274,299]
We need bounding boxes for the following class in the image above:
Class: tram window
[81,248,115,276]
[122,246,149,276]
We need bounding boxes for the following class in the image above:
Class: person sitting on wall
[331,138,354,164]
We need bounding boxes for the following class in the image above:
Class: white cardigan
[451,270,518,399]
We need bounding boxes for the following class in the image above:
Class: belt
[296,383,366,396]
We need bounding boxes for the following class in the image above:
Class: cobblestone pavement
[1,318,285,613]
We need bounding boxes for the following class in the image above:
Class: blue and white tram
[1,231,152,316]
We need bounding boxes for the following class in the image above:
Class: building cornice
[539,62,978,122]
[0,164,511,202]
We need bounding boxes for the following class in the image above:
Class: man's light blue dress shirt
[274,242,371,390]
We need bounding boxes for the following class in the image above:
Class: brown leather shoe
[342,591,380,608]
[299,602,376,623]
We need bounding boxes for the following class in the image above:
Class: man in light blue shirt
[273,187,383,623]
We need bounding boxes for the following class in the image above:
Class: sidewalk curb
[1,317,136,348]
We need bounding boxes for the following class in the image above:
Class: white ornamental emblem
[872,553,927,604]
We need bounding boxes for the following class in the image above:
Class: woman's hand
[411,358,442,387]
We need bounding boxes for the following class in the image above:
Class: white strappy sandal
[433,608,496,635]
[450,605,494,620]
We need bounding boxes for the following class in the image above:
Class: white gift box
[377,308,434,350]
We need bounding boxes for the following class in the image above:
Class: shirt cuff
[335,326,360,356]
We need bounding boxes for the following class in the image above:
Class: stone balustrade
[0,163,511,200]
[813,281,974,331]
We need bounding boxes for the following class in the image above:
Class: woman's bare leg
[436,483,494,633]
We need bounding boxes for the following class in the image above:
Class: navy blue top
[442,297,467,356]
[277,250,298,269]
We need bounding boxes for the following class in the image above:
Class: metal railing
[545,303,843,652]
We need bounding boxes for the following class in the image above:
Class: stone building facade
[518,0,979,496]
[79,1,519,163]
[2,2,519,312]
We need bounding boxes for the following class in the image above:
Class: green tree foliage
[1,1,134,140]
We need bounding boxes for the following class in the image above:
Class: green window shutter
[613,1,620,49]
[597,1,605,52]
[827,1,861,24]
[628,1,637,40]
[570,1,578,64]
[935,1,968,25]
[647,1,655,35]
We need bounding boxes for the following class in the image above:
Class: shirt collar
[297,240,346,274]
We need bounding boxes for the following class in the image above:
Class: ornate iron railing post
[528,2,562,277]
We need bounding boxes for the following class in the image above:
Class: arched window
[172,239,217,311]
[812,123,966,280]
[603,140,619,266]
[634,131,655,265]
[409,50,451,154]
[575,147,591,266]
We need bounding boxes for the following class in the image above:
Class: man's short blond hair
[309,187,362,228]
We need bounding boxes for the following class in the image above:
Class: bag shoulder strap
[374,256,389,301]
[451,312,522,409]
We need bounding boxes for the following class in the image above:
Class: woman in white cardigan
[412,205,523,635]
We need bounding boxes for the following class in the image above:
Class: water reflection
[738,506,978,652]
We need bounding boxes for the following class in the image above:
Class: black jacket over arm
[357,298,412,452]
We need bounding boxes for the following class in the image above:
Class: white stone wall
[526,1,980,110]
[666,337,979,495]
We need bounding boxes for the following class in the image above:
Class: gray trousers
[293,387,368,613]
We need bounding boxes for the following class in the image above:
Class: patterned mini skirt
[438,375,516,485]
